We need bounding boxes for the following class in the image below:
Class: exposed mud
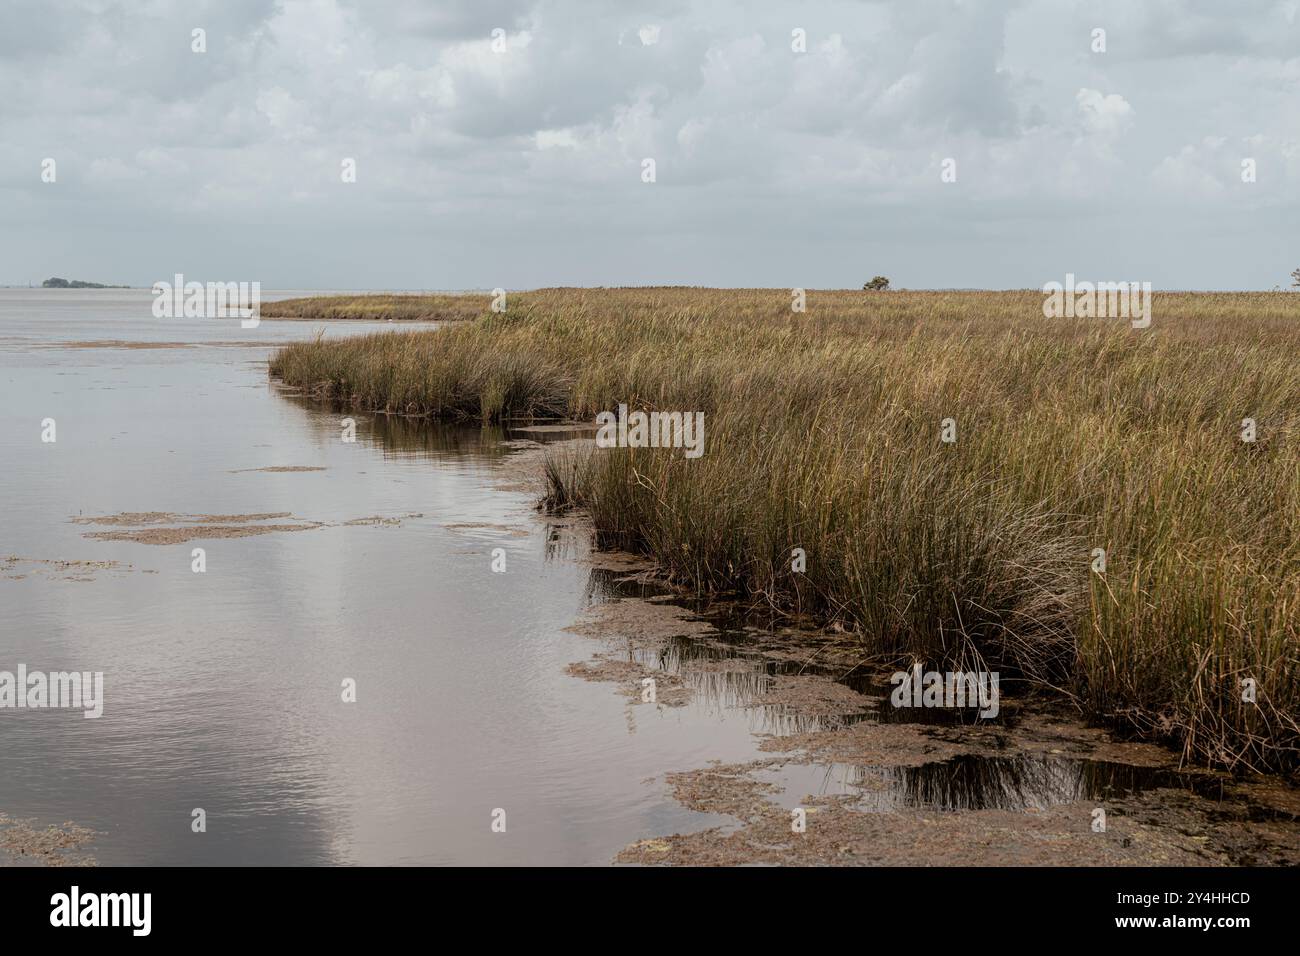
[73,511,320,545]
[0,813,98,867]
[72,512,293,526]
[71,510,423,544]
[229,466,327,473]
[565,595,715,652]
[614,759,1210,866]
[558,566,1300,867]
[83,524,319,545]
[615,734,1300,867]
[582,549,658,575]
[444,522,531,538]
[1,555,143,582]
[566,657,693,707]
[753,674,875,719]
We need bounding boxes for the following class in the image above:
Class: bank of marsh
[269,288,1300,772]
[260,293,487,322]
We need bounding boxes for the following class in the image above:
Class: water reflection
[759,753,1246,815]
[285,393,512,462]
[576,567,1012,737]
[129,357,1273,858]
[4,297,784,865]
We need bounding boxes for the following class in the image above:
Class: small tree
[863,276,890,291]
[1291,267,1300,289]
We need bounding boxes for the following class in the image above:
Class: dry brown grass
[270,287,1300,772]
[260,293,491,321]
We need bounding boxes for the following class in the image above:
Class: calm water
[2,290,1276,866]
[0,289,781,865]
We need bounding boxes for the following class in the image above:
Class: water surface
[1,289,765,864]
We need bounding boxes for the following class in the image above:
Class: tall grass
[260,293,490,321]
[270,288,1300,771]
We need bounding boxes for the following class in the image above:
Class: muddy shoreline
[561,560,1300,865]
[10,426,1299,866]
[528,445,1300,866]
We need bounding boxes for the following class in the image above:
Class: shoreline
[259,293,489,322]
[7,425,1299,867]
[535,458,1300,865]
[266,287,1300,774]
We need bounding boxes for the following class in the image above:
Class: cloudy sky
[2,0,1298,290]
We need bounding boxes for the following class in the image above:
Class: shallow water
[1,289,774,864]
[757,754,1243,815]
[1,290,1293,866]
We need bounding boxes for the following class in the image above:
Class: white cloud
[255,86,312,135]
[536,128,579,149]
[1151,142,1227,197]
[1075,88,1134,136]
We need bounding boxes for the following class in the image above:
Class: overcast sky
[2,0,1298,290]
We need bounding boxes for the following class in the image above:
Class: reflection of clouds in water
[10,300,776,865]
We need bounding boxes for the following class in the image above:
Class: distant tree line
[42,277,127,289]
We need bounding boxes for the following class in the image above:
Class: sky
[2,0,1298,290]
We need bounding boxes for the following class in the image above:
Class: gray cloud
[2,0,1297,290]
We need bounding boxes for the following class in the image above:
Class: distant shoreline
[40,277,131,289]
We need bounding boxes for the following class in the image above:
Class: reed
[270,288,1300,771]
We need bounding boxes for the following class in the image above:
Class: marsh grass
[270,288,1300,771]
[260,293,491,321]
